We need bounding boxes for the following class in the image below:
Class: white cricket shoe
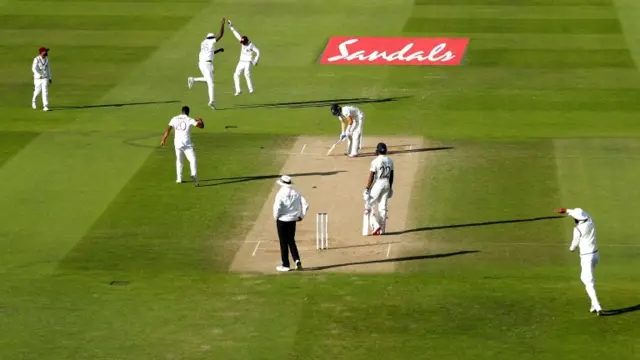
[176,179,182,184]
[43,106,49,112]
[208,102,216,110]
[276,266,291,272]
[234,91,241,96]
[187,77,194,89]
[249,89,254,94]
[32,102,37,110]
[295,260,303,271]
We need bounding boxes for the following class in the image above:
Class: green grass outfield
[2,0,640,359]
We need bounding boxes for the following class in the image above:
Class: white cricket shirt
[230,26,261,63]
[169,114,198,148]
[199,38,217,63]
[32,56,51,80]
[370,155,394,183]
[340,106,364,131]
[273,186,309,222]
[570,217,598,255]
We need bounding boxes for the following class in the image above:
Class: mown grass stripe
[415,0,613,6]
[0,30,172,47]
[439,89,640,111]
[0,132,39,168]
[466,49,635,68]
[411,5,617,19]
[0,1,204,16]
[0,45,156,64]
[404,18,622,34]
[0,15,191,31]
[460,34,628,50]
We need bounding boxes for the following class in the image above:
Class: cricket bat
[362,211,370,236]
[326,138,344,156]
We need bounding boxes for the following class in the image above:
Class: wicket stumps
[316,212,329,249]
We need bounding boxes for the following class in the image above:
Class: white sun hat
[276,175,293,186]
[206,33,215,39]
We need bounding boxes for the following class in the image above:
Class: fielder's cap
[567,208,589,221]
[39,47,49,53]
[376,142,388,154]
[206,33,215,39]
[276,175,293,186]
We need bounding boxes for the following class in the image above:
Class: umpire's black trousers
[276,219,300,268]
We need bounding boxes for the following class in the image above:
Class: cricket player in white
[227,20,260,96]
[556,207,603,315]
[330,104,364,157]
[188,18,226,110]
[363,143,394,235]
[32,47,52,111]
[160,106,204,186]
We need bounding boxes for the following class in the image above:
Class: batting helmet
[330,104,341,116]
[376,142,388,155]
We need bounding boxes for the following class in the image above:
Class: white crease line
[251,241,261,256]
[300,144,306,155]
[386,243,392,258]
[408,145,412,157]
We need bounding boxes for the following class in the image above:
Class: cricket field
[1,0,640,359]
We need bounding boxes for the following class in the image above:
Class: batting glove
[340,133,347,141]
[388,189,393,199]
[363,189,371,201]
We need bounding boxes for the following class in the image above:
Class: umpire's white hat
[276,175,292,186]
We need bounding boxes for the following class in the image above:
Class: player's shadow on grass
[385,216,564,235]
[53,100,179,111]
[356,146,454,157]
[199,170,346,187]
[231,96,410,110]
[307,250,479,271]
[601,304,640,317]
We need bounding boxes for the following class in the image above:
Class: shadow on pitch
[601,304,640,317]
[231,96,410,110]
[385,216,564,235]
[307,250,479,271]
[199,170,347,187]
[353,146,454,158]
[53,100,179,111]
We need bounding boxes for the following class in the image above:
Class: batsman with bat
[363,143,394,236]
[330,104,364,157]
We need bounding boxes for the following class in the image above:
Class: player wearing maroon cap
[32,47,52,111]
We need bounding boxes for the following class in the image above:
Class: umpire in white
[273,175,309,272]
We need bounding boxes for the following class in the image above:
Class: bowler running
[160,106,204,186]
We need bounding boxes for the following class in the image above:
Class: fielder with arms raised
[330,104,364,157]
[555,207,604,315]
[227,20,260,96]
[188,18,226,110]
[160,106,204,186]
[363,143,394,235]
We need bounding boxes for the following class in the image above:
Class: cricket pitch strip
[228,136,432,273]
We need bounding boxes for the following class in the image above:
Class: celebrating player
[227,20,261,96]
[330,104,364,157]
[32,47,52,111]
[363,143,394,236]
[160,106,204,186]
[187,18,226,110]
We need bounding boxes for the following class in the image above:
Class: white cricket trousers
[347,126,363,157]
[365,180,390,233]
[194,62,214,104]
[32,78,49,107]
[580,252,602,311]
[175,146,197,181]
[234,61,253,93]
